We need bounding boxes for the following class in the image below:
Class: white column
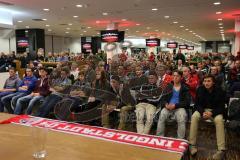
[234,16,240,56]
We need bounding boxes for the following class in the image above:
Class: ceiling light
[152,8,158,11]
[122,19,127,21]
[213,2,221,5]
[97,33,100,35]
[180,25,184,28]
[73,16,78,18]
[48,29,52,32]
[76,4,83,7]
[193,33,196,34]
[219,26,224,29]
[220,29,224,32]
[45,24,50,27]
[42,19,47,21]
[66,28,70,30]
[17,21,23,23]
[83,31,87,33]
[125,28,129,30]
[216,11,222,14]
[155,29,159,32]
[136,31,139,32]
[25,26,29,28]
[173,21,178,24]
[65,32,69,34]
[96,21,100,24]
[136,23,140,26]
[185,28,189,31]
[218,23,223,25]
[167,33,171,35]
[189,30,193,32]
[80,34,83,36]
[102,12,108,16]
[218,18,223,21]
[164,16,170,19]
[87,26,91,29]
[43,8,50,11]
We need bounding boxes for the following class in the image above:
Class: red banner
[0,115,188,155]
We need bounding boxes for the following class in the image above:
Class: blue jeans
[14,95,44,115]
[35,94,63,117]
[0,91,14,112]
[1,92,29,114]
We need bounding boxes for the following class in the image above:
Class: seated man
[135,71,161,134]
[35,67,72,117]
[0,67,21,112]
[1,68,37,113]
[189,75,226,160]
[157,70,190,139]
[107,75,136,130]
[14,67,51,115]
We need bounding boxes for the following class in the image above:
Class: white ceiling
[0,0,240,45]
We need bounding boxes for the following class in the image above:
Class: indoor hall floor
[119,120,240,160]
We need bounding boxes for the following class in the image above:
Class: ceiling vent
[32,19,45,21]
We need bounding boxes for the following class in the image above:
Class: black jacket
[161,83,191,109]
[195,85,226,117]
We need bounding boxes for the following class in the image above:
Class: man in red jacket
[14,67,51,115]
[182,66,199,101]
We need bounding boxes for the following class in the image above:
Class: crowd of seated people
[0,50,240,160]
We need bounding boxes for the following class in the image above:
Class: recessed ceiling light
[146,27,151,30]
[167,33,171,35]
[219,26,224,29]
[136,31,139,32]
[164,16,170,19]
[68,23,73,26]
[48,29,52,32]
[26,26,29,28]
[83,31,87,33]
[66,28,70,30]
[213,2,221,5]
[180,25,184,28]
[102,12,108,16]
[218,23,223,25]
[125,28,129,30]
[218,18,223,21]
[193,33,196,34]
[42,19,47,21]
[65,32,69,34]
[73,16,78,18]
[185,28,189,31]
[45,24,50,27]
[87,26,91,29]
[152,8,158,11]
[189,30,193,32]
[216,11,222,14]
[122,19,127,21]
[220,29,224,32]
[136,23,140,26]
[76,4,83,7]
[17,21,23,23]
[155,30,159,32]
[173,21,178,24]
[43,8,50,11]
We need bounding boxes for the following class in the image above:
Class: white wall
[45,35,81,54]
[0,37,16,53]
